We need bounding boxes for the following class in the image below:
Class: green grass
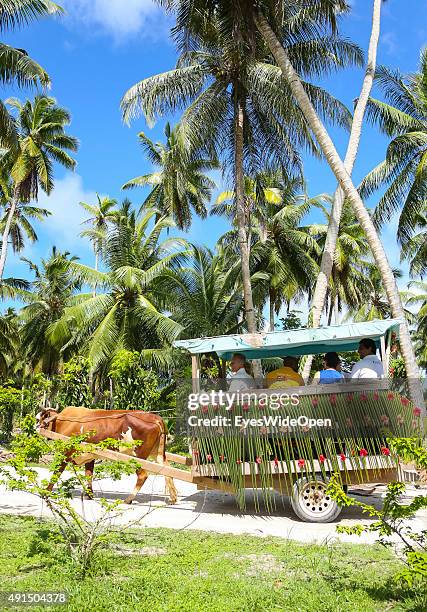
[0,515,424,612]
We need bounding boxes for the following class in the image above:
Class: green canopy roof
[173,319,401,360]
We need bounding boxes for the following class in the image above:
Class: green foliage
[0,383,32,442]
[109,350,160,411]
[389,356,407,379]
[56,357,92,408]
[328,438,427,590]
[280,310,303,330]
[0,428,146,578]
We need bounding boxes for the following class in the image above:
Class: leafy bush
[0,384,32,442]
[109,350,160,411]
[55,357,92,408]
[327,437,427,592]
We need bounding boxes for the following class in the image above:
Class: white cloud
[381,31,398,56]
[63,0,168,40]
[36,173,98,262]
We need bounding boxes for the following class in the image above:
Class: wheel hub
[302,482,331,514]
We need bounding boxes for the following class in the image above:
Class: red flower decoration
[360,393,368,402]
[329,394,337,405]
[242,403,250,411]
[346,393,354,403]
[258,399,266,408]
[236,459,242,465]
[219,454,225,462]
[387,392,395,401]
[318,455,326,463]
[373,392,380,401]
[312,397,319,407]
[413,407,422,417]
[339,453,346,462]
[202,406,209,413]
[359,448,368,457]
[206,454,212,462]
[380,414,390,426]
[381,447,390,456]
[297,458,305,468]
[255,456,262,464]
[401,397,410,407]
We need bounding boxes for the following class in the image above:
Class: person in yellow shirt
[266,356,305,388]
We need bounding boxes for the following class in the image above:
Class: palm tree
[0,307,20,377]
[0,175,51,254]
[80,194,117,297]
[17,248,81,375]
[405,281,427,369]
[161,244,244,338]
[121,12,359,340]
[48,207,186,374]
[360,48,427,245]
[301,0,383,379]
[160,0,423,405]
[400,210,427,278]
[346,263,406,322]
[214,172,324,330]
[307,202,370,325]
[0,0,62,146]
[122,123,218,230]
[0,95,78,281]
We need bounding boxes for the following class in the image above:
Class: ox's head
[36,408,58,432]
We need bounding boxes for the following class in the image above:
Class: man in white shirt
[351,338,384,379]
[228,353,256,392]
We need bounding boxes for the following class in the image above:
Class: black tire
[290,476,342,523]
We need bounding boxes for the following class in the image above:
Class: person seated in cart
[351,338,384,379]
[312,351,344,385]
[228,353,256,391]
[266,356,305,389]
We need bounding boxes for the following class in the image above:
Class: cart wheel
[290,477,342,523]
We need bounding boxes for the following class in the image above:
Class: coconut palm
[79,194,117,297]
[0,95,78,281]
[17,248,81,375]
[360,48,427,245]
[121,11,359,340]
[0,307,20,376]
[159,0,423,405]
[214,172,325,330]
[400,210,427,278]
[0,176,51,254]
[301,0,383,379]
[405,281,427,369]
[161,244,244,338]
[346,263,406,322]
[0,0,62,146]
[48,207,186,373]
[122,123,218,230]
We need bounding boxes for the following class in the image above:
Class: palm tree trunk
[233,88,257,334]
[254,11,425,410]
[300,0,382,380]
[269,289,275,332]
[233,87,263,380]
[0,189,19,281]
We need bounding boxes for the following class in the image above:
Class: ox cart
[41,319,421,523]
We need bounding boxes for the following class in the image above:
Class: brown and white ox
[37,406,177,505]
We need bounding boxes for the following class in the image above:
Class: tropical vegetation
[0,0,426,419]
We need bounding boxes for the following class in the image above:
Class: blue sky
[2,0,427,314]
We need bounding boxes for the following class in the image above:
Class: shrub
[109,350,160,411]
